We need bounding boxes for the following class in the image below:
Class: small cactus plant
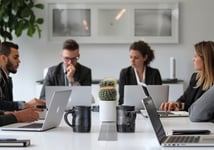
[99,78,117,101]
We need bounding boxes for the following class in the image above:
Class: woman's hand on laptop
[11,108,40,122]
[160,102,179,112]
[24,98,46,109]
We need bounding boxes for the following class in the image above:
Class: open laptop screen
[142,97,167,144]
[123,85,169,110]
[45,86,92,109]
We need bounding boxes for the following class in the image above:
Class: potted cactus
[99,77,117,122]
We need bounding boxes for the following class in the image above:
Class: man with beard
[0,41,45,111]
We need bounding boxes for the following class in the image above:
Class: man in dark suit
[40,39,92,100]
[0,41,44,126]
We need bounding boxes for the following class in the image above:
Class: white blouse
[133,67,147,86]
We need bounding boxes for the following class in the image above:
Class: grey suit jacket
[40,62,92,100]
[189,85,214,122]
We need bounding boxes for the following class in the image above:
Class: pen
[0,138,17,141]
[35,105,46,109]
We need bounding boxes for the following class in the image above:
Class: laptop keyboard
[19,123,43,128]
[166,136,200,143]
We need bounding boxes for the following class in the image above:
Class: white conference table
[1,112,214,150]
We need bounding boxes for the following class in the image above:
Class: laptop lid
[142,97,214,147]
[123,85,169,110]
[147,85,169,109]
[45,86,92,109]
[142,97,168,144]
[1,89,72,132]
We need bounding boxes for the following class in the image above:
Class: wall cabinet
[48,2,179,44]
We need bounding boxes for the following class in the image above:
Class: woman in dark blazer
[160,41,214,112]
[118,41,162,105]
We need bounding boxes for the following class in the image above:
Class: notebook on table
[45,86,92,109]
[123,85,169,111]
[1,89,72,132]
[142,96,214,147]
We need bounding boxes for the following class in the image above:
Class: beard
[6,59,17,74]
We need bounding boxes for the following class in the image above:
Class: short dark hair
[129,40,154,65]
[63,39,79,51]
[0,41,19,56]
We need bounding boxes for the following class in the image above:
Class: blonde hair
[194,41,214,90]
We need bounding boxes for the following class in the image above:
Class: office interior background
[10,0,214,101]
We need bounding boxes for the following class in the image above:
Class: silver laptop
[140,85,189,117]
[123,85,169,111]
[141,109,189,118]
[45,86,92,109]
[1,89,72,132]
[142,97,214,147]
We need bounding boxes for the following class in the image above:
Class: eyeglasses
[63,56,79,62]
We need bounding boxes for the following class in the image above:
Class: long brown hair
[194,41,214,90]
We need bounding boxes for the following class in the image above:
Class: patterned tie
[64,72,69,86]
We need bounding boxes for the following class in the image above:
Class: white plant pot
[99,100,116,122]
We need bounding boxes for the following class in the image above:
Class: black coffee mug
[64,106,91,132]
[116,105,136,132]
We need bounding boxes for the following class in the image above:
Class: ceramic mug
[64,106,91,132]
[116,105,136,132]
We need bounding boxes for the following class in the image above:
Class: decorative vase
[98,77,117,122]
[99,100,117,122]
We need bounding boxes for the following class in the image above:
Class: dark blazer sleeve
[39,64,65,100]
[176,73,205,111]
[0,113,17,126]
[0,100,19,111]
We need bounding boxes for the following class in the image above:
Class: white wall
[11,0,214,101]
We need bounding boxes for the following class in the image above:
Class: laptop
[142,97,214,147]
[45,86,92,109]
[1,89,72,132]
[140,85,189,117]
[141,109,189,118]
[123,85,169,111]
